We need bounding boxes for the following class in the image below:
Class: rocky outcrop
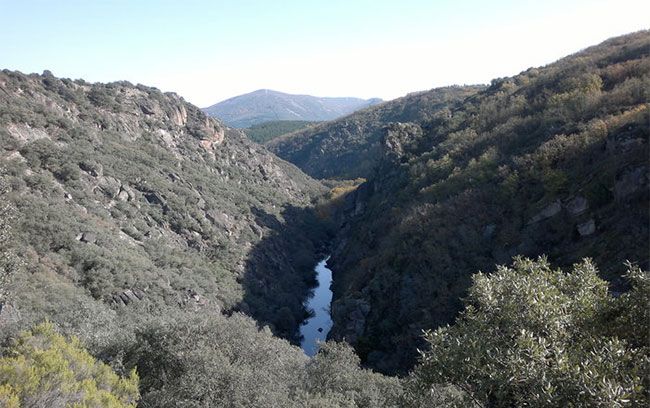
[615,166,648,202]
[565,196,588,215]
[577,219,596,236]
[111,288,146,306]
[527,200,561,224]
[330,298,370,344]
[77,231,97,244]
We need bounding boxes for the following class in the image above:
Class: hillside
[267,85,485,179]
[244,119,318,144]
[0,32,648,407]
[203,89,382,128]
[0,70,421,407]
[0,69,335,337]
[323,31,650,373]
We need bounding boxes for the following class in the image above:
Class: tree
[409,257,649,407]
[0,322,139,407]
[304,341,403,407]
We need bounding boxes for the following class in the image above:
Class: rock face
[330,298,371,344]
[0,69,327,340]
[528,200,562,224]
[566,196,588,215]
[615,166,648,201]
[577,219,596,236]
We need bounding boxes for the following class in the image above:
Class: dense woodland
[244,120,318,144]
[0,31,648,407]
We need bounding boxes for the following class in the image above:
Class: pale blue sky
[1,0,648,106]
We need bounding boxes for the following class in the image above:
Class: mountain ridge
[203,89,382,128]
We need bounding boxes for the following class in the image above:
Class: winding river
[300,257,334,356]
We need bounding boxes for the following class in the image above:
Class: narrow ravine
[300,257,334,356]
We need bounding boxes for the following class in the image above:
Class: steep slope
[0,70,409,407]
[267,85,484,179]
[0,69,331,343]
[326,31,650,373]
[203,89,381,128]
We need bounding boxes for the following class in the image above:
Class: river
[300,257,333,356]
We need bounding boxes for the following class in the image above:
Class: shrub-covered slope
[0,70,410,407]
[267,86,484,179]
[0,69,332,342]
[326,31,650,373]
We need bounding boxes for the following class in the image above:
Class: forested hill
[244,119,318,144]
[203,89,382,128]
[325,31,650,373]
[267,85,485,179]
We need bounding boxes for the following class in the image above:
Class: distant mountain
[203,89,382,128]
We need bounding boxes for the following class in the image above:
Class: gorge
[0,30,648,407]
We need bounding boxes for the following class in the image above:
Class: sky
[1,0,648,107]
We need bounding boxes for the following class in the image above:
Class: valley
[0,30,648,407]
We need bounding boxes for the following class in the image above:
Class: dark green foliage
[408,257,649,407]
[325,31,650,373]
[0,173,19,307]
[244,120,318,144]
[302,342,403,407]
[268,86,484,179]
[122,313,307,407]
[102,312,402,407]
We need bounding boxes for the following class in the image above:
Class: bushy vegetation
[245,120,318,144]
[408,257,649,407]
[0,32,648,407]
[0,322,139,407]
[0,68,329,344]
[269,86,484,179]
[111,314,402,407]
[325,31,649,373]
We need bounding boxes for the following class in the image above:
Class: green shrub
[0,322,139,407]
[409,257,649,407]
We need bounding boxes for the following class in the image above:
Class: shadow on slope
[236,205,334,344]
